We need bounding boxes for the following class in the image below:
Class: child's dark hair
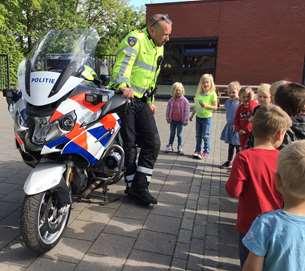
[275,82,305,116]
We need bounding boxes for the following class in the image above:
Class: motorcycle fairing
[18,29,99,107]
[49,92,105,123]
[42,91,121,165]
[43,114,120,165]
[20,71,84,106]
[64,113,120,164]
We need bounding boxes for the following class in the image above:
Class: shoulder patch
[128,36,137,47]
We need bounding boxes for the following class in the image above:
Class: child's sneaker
[192,152,202,159]
[177,145,184,155]
[201,152,209,159]
[165,144,173,153]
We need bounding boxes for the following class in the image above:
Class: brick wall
[147,0,305,85]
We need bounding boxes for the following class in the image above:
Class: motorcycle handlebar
[2,89,21,106]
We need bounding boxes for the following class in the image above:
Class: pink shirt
[171,99,182,121]
[166,96,190,124]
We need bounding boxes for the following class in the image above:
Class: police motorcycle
[3,29,127,253]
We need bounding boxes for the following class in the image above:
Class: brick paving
[0,97,239,270]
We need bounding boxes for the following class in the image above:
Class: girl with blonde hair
[220,81,241,168]
[165,82,190,154]
[257,83,271,106]
[190,74,218,159]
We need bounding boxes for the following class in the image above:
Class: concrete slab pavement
[0,97,239,271]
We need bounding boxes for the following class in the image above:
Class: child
[270,80,289,103]
[247,83,272,147]
[190,73,218,159]
[234,87,258,149]
[226,104,292,268]
[293,104,305,139]
[274,82,305,147]
[220,81,241,168]
[242,140,305,271]
[256,83,271,106]
[165,82,190,154]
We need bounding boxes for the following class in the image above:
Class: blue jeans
[168,121,183,146]
[195,116,211,153]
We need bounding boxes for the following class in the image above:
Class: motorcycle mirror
[2,89,21,105]
[100,94,128,117]
[98,61,110,86]
[84,93,127,128]
[99,74,110,86]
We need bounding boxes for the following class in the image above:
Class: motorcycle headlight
[59,111,77,131]
[46,111,77,142]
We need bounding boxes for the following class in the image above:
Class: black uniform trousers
[119,98,161,189]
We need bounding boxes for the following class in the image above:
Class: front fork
[57,161,74,208]
[65,161,74,187]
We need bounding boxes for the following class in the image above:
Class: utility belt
[115,87,157,103]
[134,87,157,103]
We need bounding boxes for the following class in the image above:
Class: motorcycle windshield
[22,29,100,105]
[29,28,99,73]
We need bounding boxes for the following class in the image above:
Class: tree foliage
[0,3,24,86]
[0,0,145,87]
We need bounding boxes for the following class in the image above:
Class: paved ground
[0,97,239,271]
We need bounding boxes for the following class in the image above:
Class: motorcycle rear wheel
[21,190,71,254]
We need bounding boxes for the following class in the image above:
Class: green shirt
[194,91,217,118]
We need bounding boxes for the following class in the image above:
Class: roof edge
[146,0,238,7]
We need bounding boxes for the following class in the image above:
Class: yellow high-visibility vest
[109,28,164,103]
[81,65,97,81]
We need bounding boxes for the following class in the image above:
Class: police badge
[128,37,137,47]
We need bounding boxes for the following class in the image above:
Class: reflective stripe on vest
[135,60,157,72]
[118,48,137,83]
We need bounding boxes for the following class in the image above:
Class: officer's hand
[121,87,134,98]
[150,104,156,114]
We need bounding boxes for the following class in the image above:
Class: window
[158,38,218,86]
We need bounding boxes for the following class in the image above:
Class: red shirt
[234,100,258,134]
[226,148,283,234]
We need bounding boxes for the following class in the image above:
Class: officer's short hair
[148,14,172,28]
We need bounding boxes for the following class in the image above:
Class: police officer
[109,14,172,205]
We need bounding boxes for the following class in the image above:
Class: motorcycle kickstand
[89,184,121,205]
[81,182,121,205]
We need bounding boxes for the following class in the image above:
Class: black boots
[128,186,157,205]
[125,172,157,206]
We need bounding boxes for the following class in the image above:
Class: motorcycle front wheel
[21,190,71,254]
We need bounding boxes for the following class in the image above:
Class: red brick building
[147,0,305,87]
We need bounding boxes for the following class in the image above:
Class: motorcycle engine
[93,144,124,179]
[104,151,122,170]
